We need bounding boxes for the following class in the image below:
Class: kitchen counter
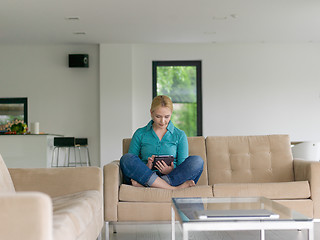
[0,134,62,168]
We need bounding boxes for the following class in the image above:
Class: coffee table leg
[171,207,175,240]
[260,229,265,240]
[183,228,188,240]
[309,227,314,240]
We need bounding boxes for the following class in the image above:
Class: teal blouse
[128,120,188,167]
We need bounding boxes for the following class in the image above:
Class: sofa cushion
[187,137,208,185]
[213,181,310,199]
[206,135,294,185]
[52,190,102,240]
[119,184,213,202]
[0,154,15,193]
[118,202,172,221]
[275,199,313,218]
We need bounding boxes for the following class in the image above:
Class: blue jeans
[120,153,204,187]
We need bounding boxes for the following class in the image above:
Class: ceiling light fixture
[73,32,86,35]
[66,16,80,21]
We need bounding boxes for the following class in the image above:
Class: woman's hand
[147,155,155,169]
[155,161,174,175]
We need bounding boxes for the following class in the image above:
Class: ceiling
[1,0,320,44]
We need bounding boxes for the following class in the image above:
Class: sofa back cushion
[0,154,15,192]
[122,138,132,155]
[122,136,208,185]
[206,135,294,185]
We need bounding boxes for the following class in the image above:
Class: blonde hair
[150,95,173,113]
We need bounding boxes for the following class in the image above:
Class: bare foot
[131,179,144,187]
[176,180,196,189]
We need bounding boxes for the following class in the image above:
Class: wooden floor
[105,222,320,240]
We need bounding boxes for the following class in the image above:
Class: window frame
[152,60,202,136]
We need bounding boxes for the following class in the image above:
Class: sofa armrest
[0,192,52,240]
[293,159,320,218]
[104,160,122,222]
[9,167,102,198]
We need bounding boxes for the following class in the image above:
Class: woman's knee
[120,153,136,168]
[189,155,204,168]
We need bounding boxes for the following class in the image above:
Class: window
[152,61,202,136]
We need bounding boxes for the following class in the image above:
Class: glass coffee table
[172,197,314,240]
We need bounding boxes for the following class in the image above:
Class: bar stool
[51,137,91,167]
[75,138,91,166]
[51,137,78,167]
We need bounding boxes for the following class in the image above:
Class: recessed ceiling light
[73,32,86,35]
[66,16,80,21]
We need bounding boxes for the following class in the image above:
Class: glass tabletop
[172,197,312,223]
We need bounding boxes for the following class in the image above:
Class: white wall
[100,44,133,165]
[100,43,320,166]
[0,44,100,166]
[2,43,320,167]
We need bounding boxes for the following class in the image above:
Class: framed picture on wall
[0,98,28,133]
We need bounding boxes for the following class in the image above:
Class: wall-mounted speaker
[68,54,89,68]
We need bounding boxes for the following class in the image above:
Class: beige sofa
[104,134,320,223]
[0,154,103,240]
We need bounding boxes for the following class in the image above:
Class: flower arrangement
[3,120,28,134]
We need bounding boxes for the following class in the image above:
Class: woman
[120,95,203,190]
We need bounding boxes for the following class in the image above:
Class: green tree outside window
[153,61,202,136]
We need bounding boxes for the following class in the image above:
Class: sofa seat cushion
[119,184,213,202]
[118,202,172,221]
[52,190,102,240]
[213,181,310,199]
[275,199,313,218]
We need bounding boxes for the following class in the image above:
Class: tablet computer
[194,209,279,220]
[152,155,174,170]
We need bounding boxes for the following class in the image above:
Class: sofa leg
[99,222,110,240]
[97,231,102,240]
[104,222,110,240]
[112,223,117,234]
[103,221,117,240]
